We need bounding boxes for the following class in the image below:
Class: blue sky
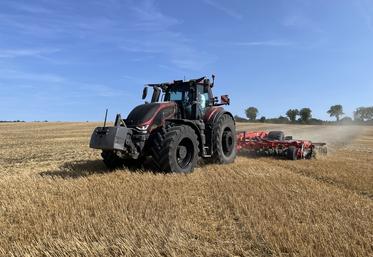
[0,0,372,121]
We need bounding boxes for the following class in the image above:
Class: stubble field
[0,122,372,256]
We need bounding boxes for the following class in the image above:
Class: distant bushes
[0,120,25,123]
[266,116,289,124]
[238,104,373,125]
[234,115,249,123]
[354,107,373,122]
[234,115,362,125]
[0,120,50,123]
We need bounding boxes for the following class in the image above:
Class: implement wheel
[287,146,298,160]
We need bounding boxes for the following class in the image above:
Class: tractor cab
[162,79,211,120]
[142,76,229,120]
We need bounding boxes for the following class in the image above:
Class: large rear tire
[151,125,199,173]
[211,114,237,164]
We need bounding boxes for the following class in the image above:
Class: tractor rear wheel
[211,114,237,164]
[101,150,125,170]
[151,125,199,173]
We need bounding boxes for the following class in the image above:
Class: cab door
[196,85,210,119]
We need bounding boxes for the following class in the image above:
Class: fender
[204,106,235,126]
[210,110,235,126]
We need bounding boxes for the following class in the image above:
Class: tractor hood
[126,102,176,127]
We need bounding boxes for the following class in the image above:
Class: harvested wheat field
[0,122,372,257]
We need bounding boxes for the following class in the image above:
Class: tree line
[0,120,25,123]
[237,105,373,125]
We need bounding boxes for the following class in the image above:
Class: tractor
[90,76,236,173]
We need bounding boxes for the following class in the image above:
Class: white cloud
[120,34,213,71]
[119,1,214,71]
[282,14,323,33]
[0,69,65,83]
[203,0,243,20]
[233,40,295,47]
[130,0,180,31]
[0,67,132,99]
[0,0,214,72]
[356,0,373,30]
[4,1,52,14]
[122,75,149,85]
[0,48,59,58]
[74,83,132,98]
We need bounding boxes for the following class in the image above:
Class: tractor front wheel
[101,150,125,170]
[152,125,199,173]
[102,151,144,170]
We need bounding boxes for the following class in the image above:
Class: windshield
[164,88,192,103]
[168,91,183,101]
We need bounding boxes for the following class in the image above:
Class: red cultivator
[236,130,327,160]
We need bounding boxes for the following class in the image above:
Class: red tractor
[90,76,236,173]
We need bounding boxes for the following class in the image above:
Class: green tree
[327,104,344,122]
[354,106,373,121]
[286,109,299,122]
[245,107,258,121]
[299,108,312,123]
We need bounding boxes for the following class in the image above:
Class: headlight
[136,125,149,132]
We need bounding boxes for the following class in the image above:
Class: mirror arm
[142,86,148,100]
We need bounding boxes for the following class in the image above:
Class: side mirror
[142,86,148,100]
[220,95,230,105]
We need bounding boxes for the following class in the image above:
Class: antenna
[211,74,215,87]
[103,109,108,128]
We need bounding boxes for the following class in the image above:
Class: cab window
[197,85,209,111]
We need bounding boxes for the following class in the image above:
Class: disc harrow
[237,131,327,160]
